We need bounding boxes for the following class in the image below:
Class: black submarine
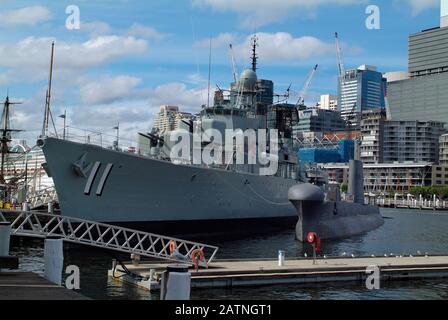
[289,160,384,241]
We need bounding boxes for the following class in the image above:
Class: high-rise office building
[338,65,387,128]
[439,133,448,165]
[360,109,386,164]
[318,94,338,111]
[152,105,192,134]
[388,0,448,124]
[442,0,448,27]
[296,108,347,133]
[360,109,446,164]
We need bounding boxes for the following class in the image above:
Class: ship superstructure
[39,37,308,227]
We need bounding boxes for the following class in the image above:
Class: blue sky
[0,0,443,143]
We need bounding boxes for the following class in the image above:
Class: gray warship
[38,38,305,231]
[37,38,384,239]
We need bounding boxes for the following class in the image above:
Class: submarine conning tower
[348,159,364,204]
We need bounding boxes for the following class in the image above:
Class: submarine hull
[288,183,384,242]
[294,200,384,241]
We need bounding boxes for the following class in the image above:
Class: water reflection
[8,208,448,300]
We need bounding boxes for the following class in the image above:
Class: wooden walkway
[0,272,88,300]
[109,256,448,292]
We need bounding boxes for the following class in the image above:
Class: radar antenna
[251,34,258,72]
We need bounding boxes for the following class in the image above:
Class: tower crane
[335,32,345,78]
[296,64,318,108]
[229,44,238,83]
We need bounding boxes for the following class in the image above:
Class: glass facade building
[389,3,448,125]
[338,65,387,128]
[296,108,347,133]
[388,73,448,122]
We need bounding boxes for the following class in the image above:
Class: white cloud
[194,33,236,48]
[193,0,362,27]
[0,71,12,85]
[149,82,205,113]
[0,5,51,27]
[193,32,363,66]
[231,33,343,62]
[81,21,112,37]
[0,35,148,72]
[395,0,439,16]
[79,74,207,108]
[68,81,206,143]
[66,103,155,145]
[80,76,143,105]
[71,104,152,129]
[8,80,219,144]
[128,23,166,40]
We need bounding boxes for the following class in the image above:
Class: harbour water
[9,208,448,300]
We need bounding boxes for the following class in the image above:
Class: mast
[207,36,212,109]
[42,41,55,137]
[251,34,258,72]
[0,96,22,184]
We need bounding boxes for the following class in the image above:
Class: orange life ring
[169,241,177,255]
[191,249,205,271]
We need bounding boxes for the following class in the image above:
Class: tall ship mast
[0,95,24,194]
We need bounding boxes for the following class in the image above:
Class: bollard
[131,253,141,266]
[0,222,11,256]
[149,269,155,281]
[22,202,30,212]
[44,236,64,285]
[278,250,285,267]
[160,264,191,300]
[48,202,54,215]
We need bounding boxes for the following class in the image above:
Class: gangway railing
[0,210,219,267]
[28,186,58,209]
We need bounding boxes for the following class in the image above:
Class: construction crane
[229,44,238,83]
[273,83,292,104]
[296,64,318,108]
[335,32,345,78]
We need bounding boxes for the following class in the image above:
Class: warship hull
[40,138,299,227]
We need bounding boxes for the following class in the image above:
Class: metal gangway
[0,210,219,267]
[27,186,58,209]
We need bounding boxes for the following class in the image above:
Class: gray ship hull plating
[41,138,298,225]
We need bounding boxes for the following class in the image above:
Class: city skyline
[0,0,443,142]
